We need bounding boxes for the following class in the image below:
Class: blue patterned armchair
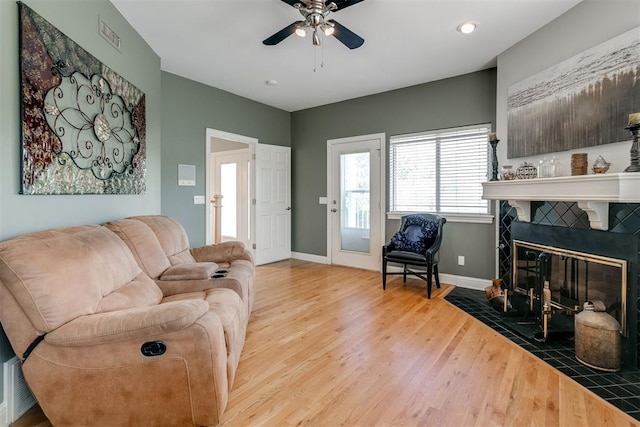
[382,213,446,298]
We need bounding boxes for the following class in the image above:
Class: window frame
[387,124,494,224]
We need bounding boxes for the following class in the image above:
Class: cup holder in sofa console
[211,273,227,279]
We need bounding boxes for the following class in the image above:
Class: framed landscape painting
[507,27,640,159]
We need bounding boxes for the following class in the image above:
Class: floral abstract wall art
[19,2,146,194]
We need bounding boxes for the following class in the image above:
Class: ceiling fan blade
[329,0,365,11]
[263,21,302,46]
[328,19,364,49]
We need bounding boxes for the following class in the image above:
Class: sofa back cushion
[105,219,172,279]
[0,225,162,333]
[130,216,197,265]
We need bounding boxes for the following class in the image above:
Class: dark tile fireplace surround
[499,201,640,368]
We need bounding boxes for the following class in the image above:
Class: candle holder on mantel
[489,138,500,181]
[624,124,640,173]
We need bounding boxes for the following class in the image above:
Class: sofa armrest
[191,241,253,264]
[45,300,209,347]
[159,262,219,281]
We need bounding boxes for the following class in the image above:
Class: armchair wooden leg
[382,259,387,290]
[434,264,441,289]
[403,265,407,283]
[427,264,433,299]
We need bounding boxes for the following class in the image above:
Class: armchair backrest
[398,214,446,260]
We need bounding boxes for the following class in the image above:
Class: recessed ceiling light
[265,79,278,86]
[457,22,476,34]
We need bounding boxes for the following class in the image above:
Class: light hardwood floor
[11,259,640,426]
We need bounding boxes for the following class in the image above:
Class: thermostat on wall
[178,164,196,186]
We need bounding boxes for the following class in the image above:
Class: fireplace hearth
[445,286,640,420]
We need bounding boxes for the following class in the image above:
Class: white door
[328,134,384,271]
[255,144,291,265]
[213,149,250,247]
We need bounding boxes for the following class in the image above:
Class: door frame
[326,133,386,270]
[205,128,258,246]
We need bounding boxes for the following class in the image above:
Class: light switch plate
[319,197,327,205]
[194,195,205,205]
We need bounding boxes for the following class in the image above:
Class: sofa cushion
[130,215,197,265]
[105,218,172,279]
[46,299,209,346]
[0,226,161,332]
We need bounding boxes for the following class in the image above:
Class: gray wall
[160,72,291,247]
[0,0,161,403]
[496,0,640,171]
[291,69,497,279]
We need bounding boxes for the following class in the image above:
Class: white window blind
[389,124,490,215]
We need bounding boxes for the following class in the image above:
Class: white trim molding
[482,172,640,230]
[386,265,491,291]
[387,212,494,224]
[0,401,7,427]
[439,273,492,291]
[291,252,329,264]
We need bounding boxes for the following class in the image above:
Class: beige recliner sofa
[0,218,255,426]
[105,215,255,314]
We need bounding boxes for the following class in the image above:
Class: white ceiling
[111,0,582,112]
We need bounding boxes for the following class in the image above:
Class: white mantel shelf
[482,173,640,231]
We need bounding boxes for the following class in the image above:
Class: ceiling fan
[263,0,366,50]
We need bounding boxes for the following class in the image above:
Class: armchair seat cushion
[385,250,428,265]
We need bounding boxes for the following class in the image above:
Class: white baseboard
[386,266,491,291]
[291,252,329,264]
[0,401,7,427]
[290,257,491,291]
[439,273,491,291]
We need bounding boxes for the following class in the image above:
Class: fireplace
[482,174,640,369]
[501,209,640,369]
[506,221,639,368]
[512,239,627,335]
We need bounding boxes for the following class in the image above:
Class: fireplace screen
[513,240,627,335]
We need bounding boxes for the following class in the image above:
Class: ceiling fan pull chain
[313,45,317,72]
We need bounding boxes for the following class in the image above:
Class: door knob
[285,206,292,211]
[331,208,338,213]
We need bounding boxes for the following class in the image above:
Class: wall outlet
[193,195,205,205]
[458,255,465,266]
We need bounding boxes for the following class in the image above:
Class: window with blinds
[389,124,490,215]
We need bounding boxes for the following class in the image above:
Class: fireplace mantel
[482,173,640,230]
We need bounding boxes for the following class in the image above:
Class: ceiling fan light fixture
[295,25,307,37]
[312,29,321,45]
[457,22,476,34]
[322,22,335,36]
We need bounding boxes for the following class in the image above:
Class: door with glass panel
[214,149,251,246]
[328,135,383,271]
